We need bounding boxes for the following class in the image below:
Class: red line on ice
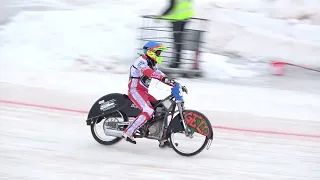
[1,99,319,139]
[0,99,87,114]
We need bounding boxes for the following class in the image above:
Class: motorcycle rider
[123,41,174,146]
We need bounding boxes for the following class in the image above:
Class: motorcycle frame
[103,89,191,141]
[148,92,191,140]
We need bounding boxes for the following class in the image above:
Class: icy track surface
[0,83,320,180]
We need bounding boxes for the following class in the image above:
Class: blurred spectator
[159,0,194,68]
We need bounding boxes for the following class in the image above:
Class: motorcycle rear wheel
[90,111,128,145]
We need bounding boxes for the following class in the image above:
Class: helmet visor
[155,50,161,56]
[146,50,163,64]
[152,44,167,52]
[145,44,168,64]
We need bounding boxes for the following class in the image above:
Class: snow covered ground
[0,1,320,179]
[1,98,319,180]
[0,82,320,180]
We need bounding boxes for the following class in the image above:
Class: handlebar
[169,79,177,85]
[169,79,188,94]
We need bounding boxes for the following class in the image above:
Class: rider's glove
[182,86,188,94]
[161,76,171,84]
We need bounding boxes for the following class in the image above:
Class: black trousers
[170,20,188,68]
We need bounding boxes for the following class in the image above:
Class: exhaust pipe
[104,129,124,137]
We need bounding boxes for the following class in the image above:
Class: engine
[146,120,164,139]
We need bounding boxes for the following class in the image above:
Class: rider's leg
[146,92,157,102]
[123,90,154,143]
[146,93,170,147]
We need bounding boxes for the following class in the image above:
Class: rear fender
[86,111,124,126]
[86,93,139,125]
[166,110,213,139]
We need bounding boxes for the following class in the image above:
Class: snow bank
[0,0,320,81]
[0,8,139,72]
[210,0,320,25]
[205,8,320,68]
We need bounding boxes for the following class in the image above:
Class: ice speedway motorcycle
[86,80,213,156]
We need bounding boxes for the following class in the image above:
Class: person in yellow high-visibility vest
[158,0,194,68]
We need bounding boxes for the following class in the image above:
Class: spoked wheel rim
[170,130,209,156]
[91,111,125,144]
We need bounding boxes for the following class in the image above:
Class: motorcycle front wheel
[168,110,214,156]
[169,130,211,156]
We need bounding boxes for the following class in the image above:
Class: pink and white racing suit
[124,55,169,136]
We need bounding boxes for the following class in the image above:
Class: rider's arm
[134,58,174,86]
[154,64,174,87]
[134,58,164,80]
[142,67,164,80]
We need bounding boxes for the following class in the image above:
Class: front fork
[176,101,193,138]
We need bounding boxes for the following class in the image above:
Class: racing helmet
[143,41,167,64]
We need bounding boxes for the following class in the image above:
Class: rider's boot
[122,132,136,144]
[158,131,172,148]
[158,138,171,148]
[158,130,179,148]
